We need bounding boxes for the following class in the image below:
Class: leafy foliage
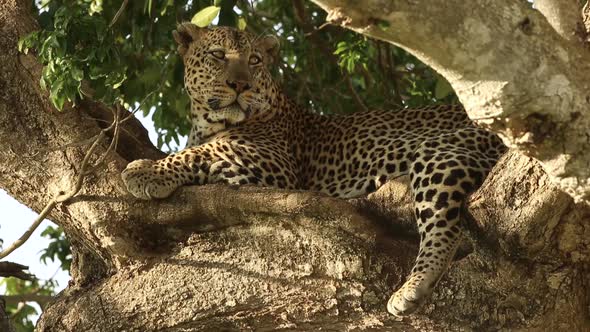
[39,226,72,272]
[21,0,204,150]
[0,223,67,331]
[191,6,222,27]
[20,0,456,148]
[19,3,126,110]
[1,277,59,332]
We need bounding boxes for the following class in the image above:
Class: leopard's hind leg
[388,130,501,316]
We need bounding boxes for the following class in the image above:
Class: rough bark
[536,0,585,42]
[311,0,590,204]
[0,0,589,331]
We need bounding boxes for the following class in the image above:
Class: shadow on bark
[36,152,590,331]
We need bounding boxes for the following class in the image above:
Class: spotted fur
[122,24,507,316]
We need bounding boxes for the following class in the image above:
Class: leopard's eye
[249,55,262,65]
[209,50,225,60]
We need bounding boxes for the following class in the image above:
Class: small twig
[0,201,58,259]
[0,114,112,259]
[0,122,107,259]
[304,22,332,36]
[0,52,172,260]
[109,0,129,28]
[0,119,111,260]
[119,90,158,124]
[2,295,54,309]
[327,86,352,99]
[83,105,121,175]
[90,117,146,146]
[345,74,368,112]
[119,52,172,125]
[27,134,100,158]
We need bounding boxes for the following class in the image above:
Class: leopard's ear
[255,35,280,64]
[173,22,205,57]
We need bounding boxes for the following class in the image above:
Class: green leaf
[111,72,127,89]
[40,68,49,91]
[17,38,25,53]
[50,79,64,99]
[89,0,103,15]
[71,67,84,81]
[376,20,390,30]
[357,76,366,90]
[191,6,221,27]
[161,0,174,16]
[156,135,163,149]
[40,225,72,271]
[434,76,453,99]
[144,0,153,16]
[333,41,348,55]
[52,94,66,111]
[238,17,247,30]
[346,57,355,73]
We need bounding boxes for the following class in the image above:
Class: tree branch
[109,0,129,28]
[0,298,14,332]
[535,0,585,42]
[311,0,590,203]
[0,201,56,259]
[0,106,117,260]
[1,1,589,330]
[0,48,167,260]
[345,73,368,112]
[0,262,34,281]
[2,295,54,309]
[583,1,590,38]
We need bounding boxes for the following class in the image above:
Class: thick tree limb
[311,0,590,203]
[536,0,585,42]
[35,153,590,331]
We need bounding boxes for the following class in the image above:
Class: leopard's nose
[226,80,251,93]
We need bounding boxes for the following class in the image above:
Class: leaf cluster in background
[19,3,125,110]
[0,223,68,331]
[39,226,72,272]
[21,0,202,150]
[21,0,457,150]
[1,277,59,332]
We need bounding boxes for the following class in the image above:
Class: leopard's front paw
[387,275,432,316]
[121,159,179,200]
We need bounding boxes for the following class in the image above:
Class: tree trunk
[0,0,588,330]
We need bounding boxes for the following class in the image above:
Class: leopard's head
[174,23,280,123]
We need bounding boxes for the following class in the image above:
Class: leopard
[122,23,507,316]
